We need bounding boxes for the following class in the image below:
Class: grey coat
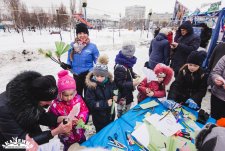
[208,55,225,101]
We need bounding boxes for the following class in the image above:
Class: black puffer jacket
[114,64,137,105]
[0,72,58,150]
[85,72,116,132]
[171,22,201,76]
[168,65,207,107]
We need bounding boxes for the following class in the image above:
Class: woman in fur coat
[85,55,117,132]
[0,71,72,150]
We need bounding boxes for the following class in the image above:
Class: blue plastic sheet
[82,97,215,150]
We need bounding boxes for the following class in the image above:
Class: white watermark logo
[2,137,33,149]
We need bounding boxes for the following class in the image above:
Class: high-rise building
[125,5,146,19]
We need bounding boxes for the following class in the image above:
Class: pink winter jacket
[48,94,89,145]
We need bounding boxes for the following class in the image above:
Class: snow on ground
[0,28,211,150]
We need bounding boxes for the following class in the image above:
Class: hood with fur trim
[6,71,46,130]
[85,71,113,89]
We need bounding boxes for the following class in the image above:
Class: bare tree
[58,3,69,30]
[3,0,21,30]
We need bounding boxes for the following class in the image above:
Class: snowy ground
[0,29,211,150]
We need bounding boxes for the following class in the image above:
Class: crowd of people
[0,22,225,151]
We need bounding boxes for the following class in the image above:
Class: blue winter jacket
[148,33,170,69]
[67,42,99,75]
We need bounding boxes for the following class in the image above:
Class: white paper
[142,68,158,82]
[67,103,80,120]
[131,123,150,148]
[146,113,183,137]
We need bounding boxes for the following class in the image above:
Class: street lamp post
[82,0,87,21]
[56,9,62,41]
[147,9,152,38]
[119,13,121,37]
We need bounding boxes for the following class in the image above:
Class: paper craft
[67,103,80,120]
[140,100,159,109]
[143,68,158,82]
[145,113,183,137]
[111,147,124,151]
[134,121,143,130]
[132,123,150,148]
[185,120,201,131]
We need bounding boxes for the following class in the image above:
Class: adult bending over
[0,71,72,150]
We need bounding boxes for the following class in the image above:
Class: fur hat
[121,41,136,58]
[76,23,89,35]
[30,74,58,101]
[93,55,109,77]
[159,28,170,36]
[196,124,225,151]
[187,50,207,66]
[57,70,76,93]
[154,63,173,85]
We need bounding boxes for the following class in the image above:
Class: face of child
[77,32,88,41]
[61,90,76,102]
[188,64,200,73]
[157,77,164,83]
[95,75,106,83]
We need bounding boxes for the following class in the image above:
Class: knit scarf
[70,36,90,61]
[115,51,137,68]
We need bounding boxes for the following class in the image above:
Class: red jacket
[137,78,166,102]
[167,32,173,45]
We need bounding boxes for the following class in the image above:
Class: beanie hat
[159,28,170,36]
[76,23,89,35]
[154,63,173,85]
[187,50,207,66]
[93,55,109,77]
[57,70,76,93]
[121,41,136,58]
[196,124,225,151]
[31,75,58,101]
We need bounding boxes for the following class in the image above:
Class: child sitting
[85,55,117,132]
[165,51,207,110]
[114,41,141,117]
[137,63,173,103]
[49,70,89,151]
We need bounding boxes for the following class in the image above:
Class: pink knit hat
[57,70,76,93]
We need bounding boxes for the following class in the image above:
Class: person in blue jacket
[61,23,99,97]
[148,28,171,69]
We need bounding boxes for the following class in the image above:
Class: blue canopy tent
[202,7,225,68]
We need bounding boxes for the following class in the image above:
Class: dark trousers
[73,71,89,97]
[211,94,225,120]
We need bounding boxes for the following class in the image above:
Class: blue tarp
[203,7,225,68]
[82,97,215,150]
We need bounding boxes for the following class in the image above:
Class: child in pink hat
[49,70,89,151]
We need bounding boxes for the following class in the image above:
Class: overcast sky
[20,0,224,18]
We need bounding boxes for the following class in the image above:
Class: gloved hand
[60,62,72,70]
[161,100,178,110]
[185,98,199,109]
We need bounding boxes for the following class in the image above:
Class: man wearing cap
[0,71,72,150]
